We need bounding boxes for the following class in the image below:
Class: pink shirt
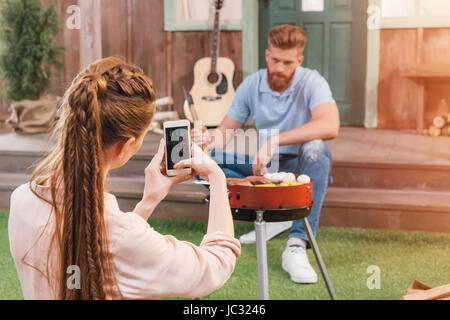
[8,181,241,300]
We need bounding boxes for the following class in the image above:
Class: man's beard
[267,67,295,92]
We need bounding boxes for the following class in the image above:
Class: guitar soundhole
[207,72,220,84]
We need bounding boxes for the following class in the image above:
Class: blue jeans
[209,140,333,245]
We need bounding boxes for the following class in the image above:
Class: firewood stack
[423,99,450,137]
[402,280,450,300]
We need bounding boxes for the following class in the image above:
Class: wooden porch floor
[328,127,450,166]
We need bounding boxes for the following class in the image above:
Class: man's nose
[273,63,285,73]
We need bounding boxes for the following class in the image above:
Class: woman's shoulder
[10,182,46,209]
[11,182,32,198]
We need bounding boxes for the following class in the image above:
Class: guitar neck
[210,8,221,74]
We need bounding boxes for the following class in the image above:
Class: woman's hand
[134,139,192,220]
[176,143,233,237]
[173,142,223,181]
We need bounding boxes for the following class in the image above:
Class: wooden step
[321,187,450,233]
[0,172,209,220]
[0,132,160,176]
[105,176,209,220]
[331,161,450,191]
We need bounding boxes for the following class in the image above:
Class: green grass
[0,211,24,299]
[1,210,449,300]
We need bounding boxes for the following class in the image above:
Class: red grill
[227,181,313,210]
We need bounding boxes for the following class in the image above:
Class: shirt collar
[259,67,303,96]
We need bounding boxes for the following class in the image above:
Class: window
[302,0,324,12]
[381,0,450,28]
[164,0,242,31]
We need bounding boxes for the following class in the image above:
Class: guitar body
[189,57,235,127]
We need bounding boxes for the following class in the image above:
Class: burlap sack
[6,95,60,134]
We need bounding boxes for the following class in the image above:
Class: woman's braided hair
[28,57,156,299]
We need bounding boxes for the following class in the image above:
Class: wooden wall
[378,28,450,130]
[0,0,243,121]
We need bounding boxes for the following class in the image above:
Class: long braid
[61,114,77,298]
[62,74,107,299]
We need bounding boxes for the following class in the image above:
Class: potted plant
[0,0,65,134]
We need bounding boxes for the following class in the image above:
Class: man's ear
[265,49,270,64]
[116,137,136,159]
[298,54,304,66]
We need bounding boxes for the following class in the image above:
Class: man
[192,25,339,284]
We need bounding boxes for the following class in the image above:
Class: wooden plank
[166,31,173,107]
[79,0,102,70]
[399,64,450,78]
[379,28,450,130]
[416,28,424,134]
[412,280,432,290]
[132,0,167,98]
[378,29,419,130]
[406,288,425,295]
[127,0,133,63]
[324,187,450,212]
[321,205,450,233]
[365,128,395,162]
[59,0,80,91]
[402,284,450,300]
[101,0,128,62]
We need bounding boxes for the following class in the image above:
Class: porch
[1,126,449,233]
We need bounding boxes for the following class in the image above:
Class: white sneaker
[282,239,318,284]
[239,221,293,244]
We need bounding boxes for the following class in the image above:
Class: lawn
[1,210,449,300]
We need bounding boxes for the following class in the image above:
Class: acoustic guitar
[188,0,235,127]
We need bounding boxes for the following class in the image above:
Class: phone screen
[165,126,190,170]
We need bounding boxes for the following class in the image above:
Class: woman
[8,57,240,300]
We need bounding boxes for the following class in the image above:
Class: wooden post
[166,31,173,110]
[416,28,424,134]
[126,0,133,64]
[79,0,102,70]
[56,0,66,94]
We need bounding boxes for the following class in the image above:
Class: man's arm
[276,102,340,146]
[251,102,339,175]
[204,115,244,151]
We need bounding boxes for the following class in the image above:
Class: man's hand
[191,123,211,148]
[252,137,279,176]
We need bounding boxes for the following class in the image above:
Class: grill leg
[255,215,269,300]
[302,217,337,300]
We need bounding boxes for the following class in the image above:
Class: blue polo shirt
[227,66,336,155]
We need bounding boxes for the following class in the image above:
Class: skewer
[183,87,207,151]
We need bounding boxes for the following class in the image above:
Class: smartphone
[163,119,192,176]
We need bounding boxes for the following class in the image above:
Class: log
[433,115,445,128]
[402,283,450,300]
[428,125,441,137]
[442,126,450,137]
[406,288,424,295]
[412,280,432,290]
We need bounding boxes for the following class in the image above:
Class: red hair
[268,24,307,52]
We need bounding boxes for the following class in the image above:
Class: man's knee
[298,140,330,163]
